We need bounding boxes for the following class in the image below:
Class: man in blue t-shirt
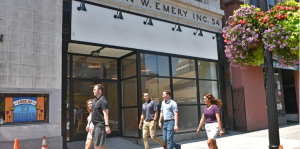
[159,90,181,149]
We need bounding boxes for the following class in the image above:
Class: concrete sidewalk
[67,124,299,149]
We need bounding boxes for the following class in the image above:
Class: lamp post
[260,0,280,149]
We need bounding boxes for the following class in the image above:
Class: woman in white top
[85,99,94,149]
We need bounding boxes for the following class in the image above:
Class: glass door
[68,54,120,141]
[71,80,119,140]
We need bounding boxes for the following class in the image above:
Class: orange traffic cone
[41,136,47,149]
[13,138,20,149]
[279,145,283,149]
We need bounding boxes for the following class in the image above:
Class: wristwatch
[105,124,109,127]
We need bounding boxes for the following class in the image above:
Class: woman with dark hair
[85,99,94,149]
[196,93,224,149]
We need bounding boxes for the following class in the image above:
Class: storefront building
[222,0,299,132]
[0,0,225,148]
[62,0,225,146]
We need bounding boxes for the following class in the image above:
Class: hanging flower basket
[261,0,300,67]
[222,4,265,68]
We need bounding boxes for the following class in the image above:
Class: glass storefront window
[199,80,219,104]
[122,78,137,107]
[105,83,119,131]
[178,106,199,132]
[198,61,218,80]
[67,55,70,78]
[73,81,119,134]
[123,108,139,137]
[140,53,170,77]
[141,77,170,104]
[73,81,95,135]
[66,79,70,141]
[0,94,49,124]
[122,54,136,79]
[172,57,196,78]
[173,79,197,104]
[72,55,118,80]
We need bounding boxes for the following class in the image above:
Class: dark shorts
[92,126,107,147]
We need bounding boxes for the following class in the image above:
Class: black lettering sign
[212,18,215,25]
[163,5,169,12]
[141,0,149,7]
[196,14,201,21]
[156,2,161,10]
[172,7,176,14]
[216,20,220,26]
[182,10,188,17]
[203,16,207,22]
[126,0,134,3]
[178,9,183,16]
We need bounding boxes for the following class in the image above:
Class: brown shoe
[163,143,167,149]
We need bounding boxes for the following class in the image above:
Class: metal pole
[260,0,280,148]
[264,49,280,149]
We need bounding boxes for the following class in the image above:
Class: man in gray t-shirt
[139,92,166,149]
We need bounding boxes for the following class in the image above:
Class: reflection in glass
[72,56,118,79]
[172,57,196,78]
[178,106,198,132]
[73,81,95,135]
[141,77,170,105]
[173,79,197,104]
[66,79,70,141]
[104,83,119,131]
[198,61,217,80]
[140,53,170,77]
[67,55,70,78]
[73,82,119,135]
[122,54,136,79]
[199,81,218,104]
[123,108,139,137]
[122,78,137,107]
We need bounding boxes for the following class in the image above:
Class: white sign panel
[71,1,219,60]
[117,0,222,30]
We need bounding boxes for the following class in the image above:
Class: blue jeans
[163,120,181,149]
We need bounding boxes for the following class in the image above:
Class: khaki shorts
[92,126,107,146]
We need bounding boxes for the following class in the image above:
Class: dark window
[122,78,138,107]
[269,0,275,7]
[140,53,170,77]
[250,0,259,7]
[198,61,218,80]
[72,55,118,80]
[141,77,170,104]
[123,108,138,137]
[172,57,196,78]
[173,79,197,104]
[122,54,136,79]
